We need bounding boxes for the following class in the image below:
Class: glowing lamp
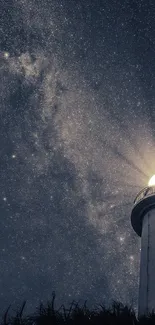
[148,175,155,186]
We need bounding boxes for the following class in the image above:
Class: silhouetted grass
[1,291,155,325]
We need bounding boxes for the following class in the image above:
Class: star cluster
[0,0,155,316]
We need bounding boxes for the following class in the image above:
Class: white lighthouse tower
[131,176,155,317]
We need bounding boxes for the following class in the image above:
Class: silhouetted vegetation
[1,291,155,325]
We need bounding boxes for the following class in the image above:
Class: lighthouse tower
[131,177,155,316]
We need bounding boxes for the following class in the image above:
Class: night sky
[1,0,155,316]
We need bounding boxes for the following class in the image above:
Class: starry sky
[1,0,155,316]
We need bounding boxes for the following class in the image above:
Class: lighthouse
[131,175,155,316]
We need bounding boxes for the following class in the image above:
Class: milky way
[0,0,155,315]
